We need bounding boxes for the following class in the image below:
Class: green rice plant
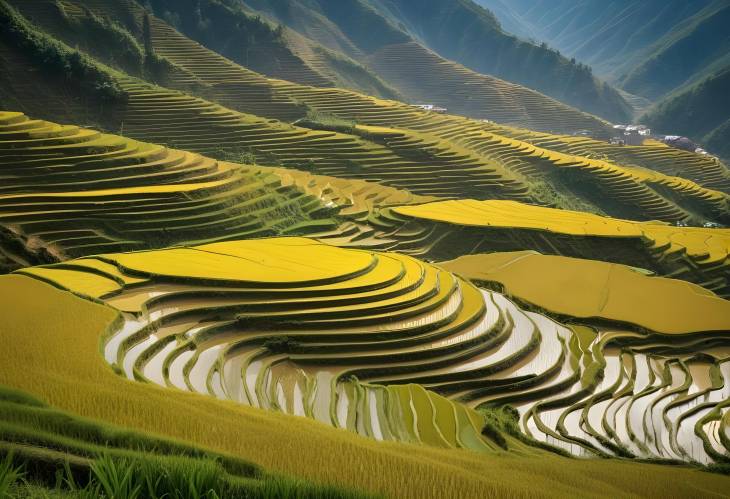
[0,453,26,497]
[56,461,101,499]
[136,457,223,499]
[89,455,142,499]
[254,476,378,499]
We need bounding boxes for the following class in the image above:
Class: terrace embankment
[12,237,730,466]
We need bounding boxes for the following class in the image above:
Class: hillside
[4,0,620,138]
[239,0,632,123]
[478,0,730,103]
[4,271,730,497]
[2,2,730,497]
[642,65,730,160]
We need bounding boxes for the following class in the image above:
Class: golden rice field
[440,251,730,334]
[1,1,730,497]
[1,250,729,497]
[5,238,729,470]
[343,199,730,298]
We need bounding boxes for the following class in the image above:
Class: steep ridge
[360,0,633,123]
[242,0,632,123]
[366,41,608,131]
[642,66,730,162]
[478,0,730,103]
[619,1,730,101]
[139,0,401,100]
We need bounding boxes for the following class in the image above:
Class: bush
[297,110,357,134]
[0,1,126,103]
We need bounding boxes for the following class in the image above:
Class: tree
[142,12,153,57]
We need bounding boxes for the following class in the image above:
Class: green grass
[0,385,376,499]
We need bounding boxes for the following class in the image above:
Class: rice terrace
[1,0,730,497]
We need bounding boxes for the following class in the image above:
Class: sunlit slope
[141,8,611,135]
[341,199,730,297]
[367,41,610,132]
[441,251,730,334]
[11,238,730,466]
[117,0,616,134]
[0,386,370,498]
[496,127,730,195]
[124,16,729,223]
[0,110,341,262]
[4,275,730,498]
[17,237,514,454]
[3,4,729,223]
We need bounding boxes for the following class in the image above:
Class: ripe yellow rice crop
[100,238,377,285]
[1,274,729,498]
[394,199,730,262]
[441,251,730,334]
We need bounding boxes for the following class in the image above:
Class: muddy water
[144,339,178,385]
[104,314,148,364]
[168,350,194,391]
[188,344,223,393]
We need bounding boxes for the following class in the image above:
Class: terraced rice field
[0,110,340,261]
[508,133,730,194]
[342,199,730,297]
[440,251,730,334]
[367,41,609,133]
[4,0,730,223]
[5,274,730,499]
[11,237,730,466]
[2,1,730,491]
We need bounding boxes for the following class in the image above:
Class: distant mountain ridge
[476,0,730,102]
[239,0,632,123]
[641,66,730,161]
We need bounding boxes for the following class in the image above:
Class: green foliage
[214,146,258,165]
[298,110,357,134]
[642,65,730,160]
[525,177,602,215]
[89,455,143,499]
[0,385,374,499]
[263,336,301,354]
[312,46,401,101]
[480,406,573,457]
[0,0,125,102]
[72,8,145,75]
[0,453,26,497]
[144,0,286,63]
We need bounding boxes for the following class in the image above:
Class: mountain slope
[362,0,633,123]
[477,0,730,103]
[240,0,632,123]
[620,1,730,101]
[123,0,402,99]
[3,0,729,229]
[642,65,730,160]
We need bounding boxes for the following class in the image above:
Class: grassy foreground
[0,385,371,498]
[1,274,729,498]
